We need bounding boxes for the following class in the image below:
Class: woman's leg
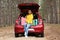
[24,24,26,32]
[26,24,31,36]
[24,23,27,36]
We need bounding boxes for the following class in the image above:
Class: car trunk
[18,3,40,13]
[18,3,40,27]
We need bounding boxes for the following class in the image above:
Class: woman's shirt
[26,13,33,24]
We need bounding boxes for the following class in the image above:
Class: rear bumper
[14,24,44,34]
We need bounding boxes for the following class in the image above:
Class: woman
[24,10,33,37]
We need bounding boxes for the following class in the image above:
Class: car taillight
[16,19,20,25]
[16,20,18,23]
[39,19,43,25]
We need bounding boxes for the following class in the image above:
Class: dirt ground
[0,23,60,40]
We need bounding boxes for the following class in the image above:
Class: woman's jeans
[24,23,31,36]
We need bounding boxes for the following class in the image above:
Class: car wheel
[15,33,19,37]
[35,33,40,37]
[40,32,44,37]
[35,32,44,37]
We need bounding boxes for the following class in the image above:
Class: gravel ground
[0,24,60,40]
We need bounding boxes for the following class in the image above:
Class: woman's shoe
[25,35,28,38]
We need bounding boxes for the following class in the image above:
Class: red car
[14,3,44,37]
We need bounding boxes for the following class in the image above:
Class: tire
[41,32,44,37]
[35,32,44,37]
[15,33,19,37]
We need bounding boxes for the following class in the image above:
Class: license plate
[28,29,34,31]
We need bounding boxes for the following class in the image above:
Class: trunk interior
[20,12,39,26]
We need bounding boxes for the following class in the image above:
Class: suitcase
[32,19,38,26]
